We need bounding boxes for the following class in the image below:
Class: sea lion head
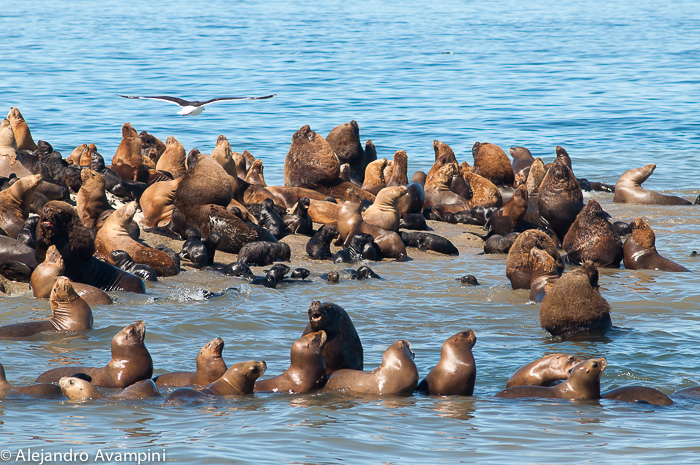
[80,168,105,188]
[38,201,81,241]
[528,247,559,275]
[307,301,344,333]
[374,185,408,206]
[50,276,80,303]
[112,320,146,356]
[629,217,655,249]
[570,357,607,382]
[44,245,64,267]
[220,360,267,394]
[386,340,415,365]
[446,329,477,351]
[59,377,103,401]
[111,201,138,226]
[197,337,225,365]
[121,122,138,139]
[0,118,16,148]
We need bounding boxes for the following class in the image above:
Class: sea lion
[426,140,458,183]
[361,185,407,231]
[399,231,458,255]
[537,158,583,241]
[164,360,267,404]
[614,164,691,205]
[139,130,165,162]
[284,125,341,188]
[386,150,409,186]
[399,212,429,230]
[495,358,607,400]
[152,135,185,179]
[254,331,328,393]
[7,108,37,152]
[460,165,503,209]
[457,275,479,286]
[509,146,535,178]
[154,337,227,387]
[506,354,584,388]
[0,119,33,178]
[623,218,690,272]
[351,265,382,280]
[139,178,181,228]
[256,198,286,239]
[59,377,160,401]
[177,227,209,268]
[306,225,339,260]
[483,184,528,236]
[416,330,477,396]
[16,215,38,248]
[601,386,673,406]
[109,250,157,282]
[307,199,341,224]
[36,321,153,388]
[554,145,573,170]
[362,158,388,194]
[527,247,561,303]
[0,234,38,282]
[66,144,87,165]
[324,340,418,395]
[110,122,150,183]
[0,362,62,397]
[336,200,408,260]
[210,135,241,198]
[76,169,113,230]
[525,157,546,196]
[484,232,519,254]
[562,199,623,267]
[324,271,340,284]
[223,262,254,278]
[96,202,179,277]
[176,148,232,208]
[264,185,329,210]
[326,120,365,182]
[283,197,313,235]
[237,241,291,266]
[424,163,472,211]
[398,181,425,217]
[0,277,92,338]
[302,301,363,374]
[471,142,515,186]
[540,261,612,337]
[0,173,42,237]
[505,229,563,290]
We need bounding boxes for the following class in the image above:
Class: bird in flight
[117,94,275,116]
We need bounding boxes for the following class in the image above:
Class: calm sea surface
[2,1,700,463]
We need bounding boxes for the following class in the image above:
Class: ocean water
[2,0,700,463]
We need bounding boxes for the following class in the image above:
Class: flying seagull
[117,94,275,116]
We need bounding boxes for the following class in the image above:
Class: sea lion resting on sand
[336,200,407,260]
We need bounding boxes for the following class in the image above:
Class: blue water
[2,1,700,464]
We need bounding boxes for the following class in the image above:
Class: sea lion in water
[0,362,62,397]
[623,218,690,272]
[527,247,561,303]
[0,276,93,338]
[164,360,267,404]
[540,261,612,337]
[562,199,623,268]
[505,229,563,290]
[484,232,519,254]
[614,164,691,205]
[496,358,607,400]
[7,108,37,152]
[254,331,328,393]
[471,142,515,186]
[302,301,363,374]
[324,340,418,395]
[601,386,673,406]
[35,321,153,388]
[506,354,584,388]
[96,202,179,277]
[0,173,42,238]
[416,330,477,396]
[537,158,583,241]
[154,337,227,387]
[59,377,160,401]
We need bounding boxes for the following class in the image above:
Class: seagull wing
[200,94,276,106]
[118,95,192,107]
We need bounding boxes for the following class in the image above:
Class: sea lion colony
[0,108,696,405]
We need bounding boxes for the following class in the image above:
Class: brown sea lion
[66,144,88,165]
[540,261,612,337]
[0,173,42,237]
[76,169,113,230]
[426,140,458,183]
[472,142,515,186]
[326,120,365,182]
[484,184,528,236]
[139,130,166,162]
[509,146,535,178]
[7,107,37,152]
[484,232,520,254]
[0,362,62,397]
[622,218,690,272]
[284,125,340,188]
[59,377,160,401]
[361,185,407,231]
[307,199,340,224]
[96,202,179,277]
[176,148,232,208]
[613,164,691,205]
[324,340,418,395]
[302,301,363,374]
[601,386,673,406]
[386,150,409,186]
[154,337,227,387]
[416,330,477,396]
[263,185,328,210]
[554,145,573,170]
[254,331,328,393]
[139,178,181,228]
[210,135,240,197]
[111,122,150,182]
[505,229,563,290]
[496,358,607,400]
[525,157,546,196]
[424,163,472,211]
[164,360,266,403]
[155,136,187,179]
[562,199,623,267]
[537,158,583,241]
[362,158,388,194]
[398,181,426,217]
[336,200,408,260]
[506,354,584,388]
[0,276,92,338]
[460,163,503,208]
[528,247,561,303]
[36,321,153,388]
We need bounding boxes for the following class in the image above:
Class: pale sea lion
[36,321,153,388]
[0,119,33,178]
[324,340,419,396]
[155,136,187,179]
[336,200,408,260]
[110,122,150,183]
[59,377,160,401]
[496,358,607,400]
[362,158,388,194]
[562,199,623,268]
[76,169,113,230]
[7,107,37,152]
[0,173,42,237]
[254,331,328,393]
[416,330,477,396]
[622,218,690,272]
[154,337,227,387]
[361,185,407,231]
[302,301,363,374]
[614,164,691,205]
[506,354,584,387]
[139,178,181,228]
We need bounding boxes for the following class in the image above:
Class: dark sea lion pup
[35,321,153,388]
[302,301,363,374]
[399,231,458,255]
[496,358,607,400]
[416,330,477,396]
[254,331,328,393]
[506,354,584,387]
[0,362,62,398]
[178,227,209,269]
[623,218,690,272]
[323,340,418,395]
[237,241,291,266]
[306,225,339,260]
[0,276,93,339]
[154,337,227,387]
[110,250,157,282]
